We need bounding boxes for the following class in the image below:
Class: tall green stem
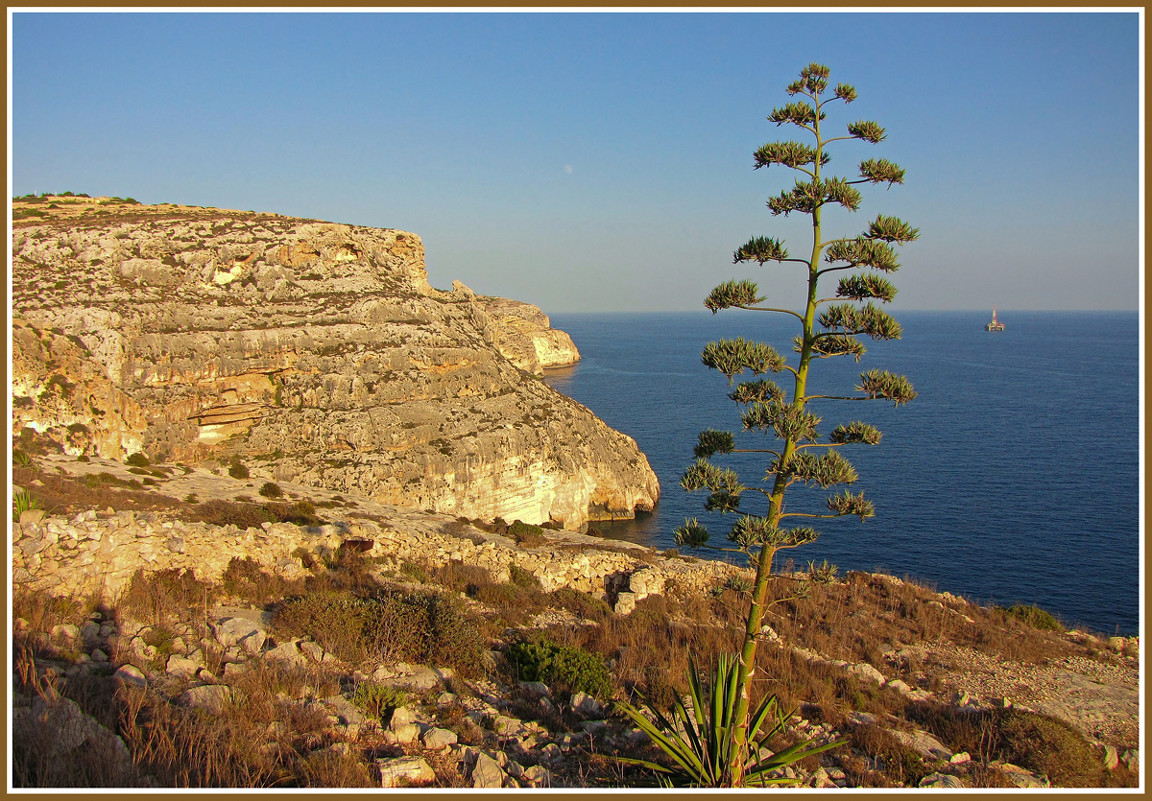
[728,88,825,787]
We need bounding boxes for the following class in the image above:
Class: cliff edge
[10,195,658,529]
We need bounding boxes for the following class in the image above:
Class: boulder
[890,728,953,761]
[919,772,966,788]
[470,752,505,789]
[113,664,147,688]
[421,727,459,750]
[570,691,605,718]
[179,684,233,714]
[377,756,436,788]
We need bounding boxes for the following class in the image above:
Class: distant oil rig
[985,307,1005,332]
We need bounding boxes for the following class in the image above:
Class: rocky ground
[10,452,1142,789]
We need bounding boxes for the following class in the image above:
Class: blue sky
[9,10,1143,313]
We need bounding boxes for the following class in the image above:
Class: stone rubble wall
[12,508,739,610]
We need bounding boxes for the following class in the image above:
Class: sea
[544,311,1141,637]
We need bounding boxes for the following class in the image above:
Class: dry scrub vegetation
[11,453,1138,789]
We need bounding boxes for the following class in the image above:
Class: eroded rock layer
[11,196,657,528]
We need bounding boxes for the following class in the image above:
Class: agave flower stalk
[673,62,918,786]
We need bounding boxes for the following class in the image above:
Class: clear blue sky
[9,10,1142,312]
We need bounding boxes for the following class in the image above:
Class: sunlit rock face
[10,197,658,529]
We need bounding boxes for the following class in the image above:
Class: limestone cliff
[10,195,658,529]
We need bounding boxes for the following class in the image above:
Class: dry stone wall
[12,505,739,612]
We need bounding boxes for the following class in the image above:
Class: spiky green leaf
[824,237,900,272]
[727,515,779,548]
[826,490,875,520]
[768,101,816,127]
[786,449,859,487]
[822,177,863,211]
[753,140,820,170]
[806,333,867,361]
[674,517,711,549]
[819,302,902,341]
[728,379,786,405]
[741,400,821,442]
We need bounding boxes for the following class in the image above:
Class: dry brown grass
[13,464,188,518]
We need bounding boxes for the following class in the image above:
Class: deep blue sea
[545,311,1141,637]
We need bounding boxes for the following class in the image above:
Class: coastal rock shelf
[11,196,658,529]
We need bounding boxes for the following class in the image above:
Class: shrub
[258,482,283,499]
[506,637,614,700]
[274,586,486,676]
[273,590,376,664]
[399,561,429,583]
[1000,604,1063,632]
[351,682,409,720]
[265,500,320,526]
[119,568,213,627]
[125,452,150,467]
[995,709,1104,786]
[507,520,549,548]
[363,587,485,675]
[193,499,274,530]
[227,458,249,479]
[508,563,542,590]
[432,560,493,594]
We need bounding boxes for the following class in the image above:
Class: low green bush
[506,637,614,700]
[508,564,542,589]
[351,682,409,720]
[258,482,283,499]
[507,520,549,548]
[273,590,376,663]
[227,458,249,479]
[125,452,150,467]
[400,561,429,583]
[1000,604,1063,632]
[363,587,485,675]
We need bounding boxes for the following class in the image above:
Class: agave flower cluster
[675,61,917,562]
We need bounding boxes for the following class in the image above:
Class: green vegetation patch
[999,604,1064,632]
[506,637,613,700]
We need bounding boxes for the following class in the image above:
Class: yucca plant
[616,653,843,787]
[13,489,41,522]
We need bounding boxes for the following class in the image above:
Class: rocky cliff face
[10,196,657,529]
